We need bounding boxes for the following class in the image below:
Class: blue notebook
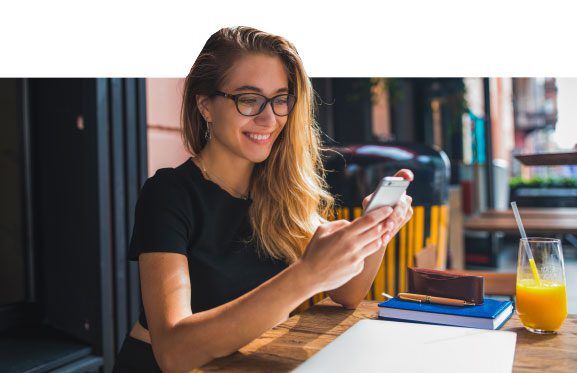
[378,298,514,330]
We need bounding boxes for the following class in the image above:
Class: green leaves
[509,176,577,189]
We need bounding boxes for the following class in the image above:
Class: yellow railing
[293,204,448,314]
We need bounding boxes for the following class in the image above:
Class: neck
[199,140,254,196]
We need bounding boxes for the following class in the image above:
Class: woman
[113,26,413,372]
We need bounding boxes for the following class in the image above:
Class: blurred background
[1,77,575,372]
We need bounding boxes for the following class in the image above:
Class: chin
[246,151,272,164]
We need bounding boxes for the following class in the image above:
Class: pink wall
[490,78,514,163]
[146,78,190,176]
[371,81,392,141]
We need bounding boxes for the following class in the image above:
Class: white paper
[293,319,517,373]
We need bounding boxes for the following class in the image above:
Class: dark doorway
[0,78,148,372]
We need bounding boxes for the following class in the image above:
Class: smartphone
[362,176,410,216]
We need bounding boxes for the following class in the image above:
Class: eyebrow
[233,85,289,94]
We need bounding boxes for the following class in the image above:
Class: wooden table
[515,152,577,166]
[200,299,577,372]
[464,208,577,234]
[479,208,577,219]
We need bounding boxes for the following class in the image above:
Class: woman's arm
[326,239,388,309]
[327,169,414,308]
[141,206,393,371]
[141,253,317,371]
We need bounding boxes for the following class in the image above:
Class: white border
[1,0,576,77]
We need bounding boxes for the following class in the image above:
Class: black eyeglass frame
[212,90,296,117]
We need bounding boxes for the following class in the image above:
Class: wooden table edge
[200,298,577,372]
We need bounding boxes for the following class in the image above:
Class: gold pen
[398,292,476,306]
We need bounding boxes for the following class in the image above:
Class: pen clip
[381,292,394,300]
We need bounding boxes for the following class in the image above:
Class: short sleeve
[127,169,194,261]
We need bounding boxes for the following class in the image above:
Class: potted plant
[509,176,577,207]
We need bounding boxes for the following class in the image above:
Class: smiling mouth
[243,132,272,144]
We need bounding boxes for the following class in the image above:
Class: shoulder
[142,167,186,195]
[137,167,194,212]
[129,166,197,260]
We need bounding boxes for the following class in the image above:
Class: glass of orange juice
[516,237,567,334]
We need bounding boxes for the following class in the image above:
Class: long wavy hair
[181,26,334,264]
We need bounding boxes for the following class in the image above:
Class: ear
[196,94,212,122]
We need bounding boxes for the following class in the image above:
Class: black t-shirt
[128,158,288,329]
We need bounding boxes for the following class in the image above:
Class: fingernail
[377,238,382,247]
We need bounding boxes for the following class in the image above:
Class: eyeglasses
[213,90,296,117]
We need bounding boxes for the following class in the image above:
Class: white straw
[511,201,535,261]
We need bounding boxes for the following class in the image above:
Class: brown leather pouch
[407,267,485,304]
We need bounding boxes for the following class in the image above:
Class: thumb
[394,169,414,181]
[323,219,350,235]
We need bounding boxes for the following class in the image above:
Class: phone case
[363,178,409,215]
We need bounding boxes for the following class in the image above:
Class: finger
[320,219,350,236]
[388,201,408,229]
[355,220,387,248]
[362,193,373,210]
[398,197,410,219]
[392,201,415,235]
[396,194,411,217]
[406,206,414,223]
[381,196,411,233]
[394,169,414,181]
[400,195,413,223]
[359,232,388,258]
[347,206,393,234]
[382,218,395,233]
[381,232,392,246]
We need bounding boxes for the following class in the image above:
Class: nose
[254,100,277,126]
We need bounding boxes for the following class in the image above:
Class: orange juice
[516,279,567,331]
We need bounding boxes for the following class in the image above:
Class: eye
[273,96,289,105]
[238,97,258,104]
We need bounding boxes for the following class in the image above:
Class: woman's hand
[297,205,394,292]
[362,169,414,246]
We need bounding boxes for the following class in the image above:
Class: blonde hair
[181,26,334,264]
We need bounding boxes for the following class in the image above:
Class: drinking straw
[511,201,542,286]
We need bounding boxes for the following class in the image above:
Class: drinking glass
[516,237,567,334]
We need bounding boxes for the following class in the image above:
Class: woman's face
[199,53,290,164]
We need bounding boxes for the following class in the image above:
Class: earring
[205,121,212,141]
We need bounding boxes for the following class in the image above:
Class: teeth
[247,133,270,141]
